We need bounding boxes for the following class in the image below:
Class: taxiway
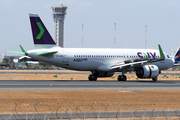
[0,80,180,91]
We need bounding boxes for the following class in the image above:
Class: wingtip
[158,44,165,58]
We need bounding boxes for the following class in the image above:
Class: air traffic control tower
[51,4,67,47]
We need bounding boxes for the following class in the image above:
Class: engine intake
[136,65,159,78]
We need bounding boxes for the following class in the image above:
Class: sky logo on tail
[36,22,44,39]
[137,52,156,58]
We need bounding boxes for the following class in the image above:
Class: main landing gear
[117,75,127,81]
[152,77,157,81]
[88,74,97,81]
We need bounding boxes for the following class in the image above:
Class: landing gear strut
[88,74,97,81]
[117,75,127,81]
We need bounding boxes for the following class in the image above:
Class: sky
[0,0,180,56]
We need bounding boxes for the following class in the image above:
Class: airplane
[172,47,180,65]
[9,13,174,81]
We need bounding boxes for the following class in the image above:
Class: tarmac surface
[0,80,180,91]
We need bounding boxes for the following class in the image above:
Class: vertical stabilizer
[29,13,57,49]
[174,47,180,64]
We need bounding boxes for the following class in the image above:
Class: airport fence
[0,101,179,120]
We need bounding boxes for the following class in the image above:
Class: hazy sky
[0,0,180,56]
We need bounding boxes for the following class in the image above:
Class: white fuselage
[26,47,174,72]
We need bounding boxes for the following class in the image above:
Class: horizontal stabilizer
[7,51,24,54]
[7,45,26,56]
[37,51,58,56]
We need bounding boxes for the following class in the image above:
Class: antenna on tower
[114,23,116,48]
[145,25,147,48]
[82,23,84,48]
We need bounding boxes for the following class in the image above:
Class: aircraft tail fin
[29,13,57,49]
[174,47,180,64]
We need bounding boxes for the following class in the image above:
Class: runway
[0,80,180,91]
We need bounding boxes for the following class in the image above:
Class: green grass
[53,74,58,78]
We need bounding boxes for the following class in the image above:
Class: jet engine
[135,65,159,78]
[93,71,114,77]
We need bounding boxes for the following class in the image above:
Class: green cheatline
[36,22,44,39]
[158,44,165,58]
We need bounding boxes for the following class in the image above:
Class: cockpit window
[167,55,170,58]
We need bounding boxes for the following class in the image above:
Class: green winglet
[19,45,25,53]
[158,44,165,58]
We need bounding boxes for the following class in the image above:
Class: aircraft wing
[110,44,165,70]
[111,60,148,70]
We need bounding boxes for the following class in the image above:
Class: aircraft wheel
[88,75,93,81]
[118,75,122,81]
[92,76,97,81]
[152,77,157,81]
[88,75,97,81]
[122,75,127,81]
[118,75,127,81]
